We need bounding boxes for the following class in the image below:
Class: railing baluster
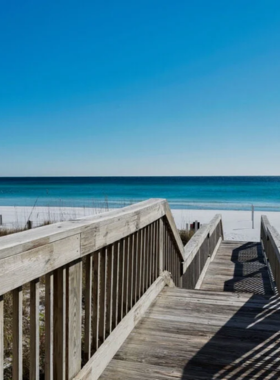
[165,226,168,270]
[138,229,143,300]
[114,242,120,328]
[146,225,150,287]
[99,249,107,343]
[30,278,40,380]
[0,295,3,380]
[124,237,129,315]
[153,222,157,281]
[134,231,139,303]
[159,219,164,274]
[149,224,153,286]
[92,251,101,351]
[84,254,93,361]
[150,224,153,285]
[142,228,146,294]
[119,240,125,321]
[106,245,114,335]
[13,286,23,380]
[45,272,54,380]
[67,259,82,378]
[129,234,134,309]
[149,224,152,285]
[54,267,66,380]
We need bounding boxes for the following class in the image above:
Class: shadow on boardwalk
[182,294,280,379]
[182,243,278,379]
[222,242,274,295]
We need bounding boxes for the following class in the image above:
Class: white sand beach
[1,205,280,242]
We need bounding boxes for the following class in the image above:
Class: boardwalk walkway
[101,241,278,379]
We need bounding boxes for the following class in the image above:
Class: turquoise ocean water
[0,177,280,211]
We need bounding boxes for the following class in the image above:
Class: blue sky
[0,0,280,176]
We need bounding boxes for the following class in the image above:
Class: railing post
[159,219,164,273]
[45,272,54,380]
[54,267,66,380]
[0,295,3,380]
[67,259,82,379]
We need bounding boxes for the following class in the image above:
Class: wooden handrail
[182,214,224,289]
[261,215,280,293]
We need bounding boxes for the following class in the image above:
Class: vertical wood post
[30,278,40,380]
[27,220,33,230]
[84,254,93,361]
[54,267,66,380]
[67,259,82,379]
[13,287,23,380]
[45,272,54,380]
[92,251,101,352]
[0,295,3,380]
[159,219,164,274]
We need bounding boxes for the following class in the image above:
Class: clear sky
[0,1,279,176]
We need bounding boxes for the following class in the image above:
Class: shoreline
[1,205,279,242]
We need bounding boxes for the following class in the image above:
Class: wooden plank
[0,199,166,260]
[105,246,114,335]
[54,267,66,380]
[0,234,80,296]
[129,233,134,309]
[13,286,23,380]
[0,295,3,380]
[124,237,129,316]
[154,220,159,280]
[81,201,169,256]
[118,240,125,321]
[134,231,139,304]
[45,272,54,380]
[67,259,82,378]
[73,274,168,380]
[30,278,40,380]
[98,249,106,343]
[159,219,163,273]
[138,229,143,300]
[113,243,120,328]
[146,225,151,289]
[152,223,156,283]
[92,251,101,351]
[84,254,93,361]
[142,228,146,294]
[163,203,185,255]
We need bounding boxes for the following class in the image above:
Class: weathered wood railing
[0,199,224,380]
[0,199,185,380]
[182,214,224,289]
[261,215,280,293]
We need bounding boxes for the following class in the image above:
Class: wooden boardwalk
[101,241,278,379]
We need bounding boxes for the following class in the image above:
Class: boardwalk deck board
[100,241,279,379]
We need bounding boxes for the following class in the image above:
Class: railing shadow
[182,293,280,379]
[182,243,278,379]
[222,242,274,295]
